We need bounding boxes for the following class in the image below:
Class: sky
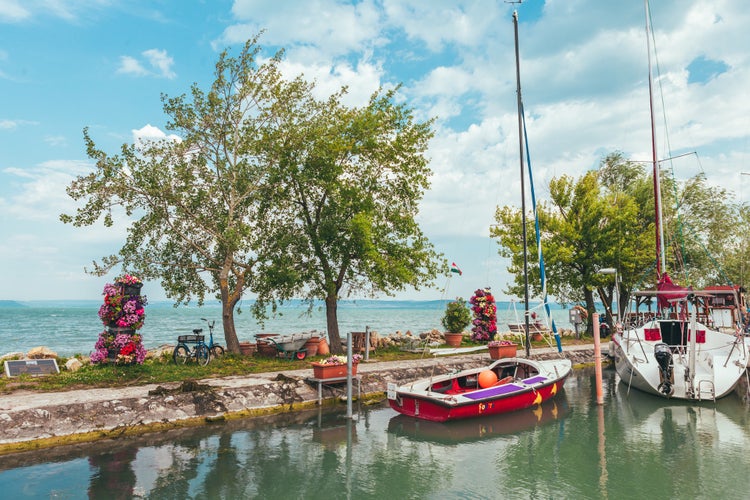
[1,0,749,303]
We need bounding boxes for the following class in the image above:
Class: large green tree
[493,153,652,335]
[493,151,743,335]
[61,36,282,352]
[61,36,441,354]
[254,86,441,354]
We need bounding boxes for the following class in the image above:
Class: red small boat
[387,357,571,422]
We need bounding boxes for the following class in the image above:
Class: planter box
[488,344,518,359]
[312,362,358,379]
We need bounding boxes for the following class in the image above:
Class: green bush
[441,298,472,333]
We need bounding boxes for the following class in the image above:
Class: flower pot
[489,344,517,359]
[118,282,143,297]
[255,334,279,357]
[304,337,320,357]
[312,362,358,379]
[239,342,256,356]
[317,338,330,356]
[444,332,463,347]
[532,332,544,342]
[107,327,136,337]
[256,341,278,358]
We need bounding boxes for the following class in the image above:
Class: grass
[0,335,598,394]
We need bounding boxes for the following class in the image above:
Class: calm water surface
[1,366,749,499]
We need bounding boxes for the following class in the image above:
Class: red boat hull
[388,377,567,422]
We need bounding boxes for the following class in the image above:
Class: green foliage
[492,151,743,335]
[441,298,472,333]
[61,34,441,355]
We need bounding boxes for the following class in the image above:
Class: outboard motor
[654,342,674,397]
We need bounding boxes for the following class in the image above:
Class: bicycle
[173,330,211,366]
[201,318,225,357]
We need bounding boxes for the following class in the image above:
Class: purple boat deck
[461,375,549,401]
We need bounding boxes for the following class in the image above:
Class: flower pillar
[470,288,497,342]
[91,274,148,365]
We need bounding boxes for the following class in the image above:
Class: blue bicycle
[173,330,211,366]
[201,318,225,357]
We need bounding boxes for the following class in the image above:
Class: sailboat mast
[513,9,531,356]
[645,0,666,277]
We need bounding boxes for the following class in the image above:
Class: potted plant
[488,339,518,359]
[312,354,363,379]
[442,298,472,347]
[470,287,497,342]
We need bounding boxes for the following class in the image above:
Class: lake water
[1,366,748,499]
[0,299,576,357]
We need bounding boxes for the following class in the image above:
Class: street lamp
[741,173,750,289]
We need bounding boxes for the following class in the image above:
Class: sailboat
[386,9,570,422]
[610,0,750,401]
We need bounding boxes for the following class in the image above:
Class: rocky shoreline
[0,345,604,455]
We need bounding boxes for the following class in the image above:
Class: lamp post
[741,173,749,290]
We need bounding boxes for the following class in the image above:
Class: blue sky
[1,0,749,302]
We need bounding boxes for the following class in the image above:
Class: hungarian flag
[450,262,462,275]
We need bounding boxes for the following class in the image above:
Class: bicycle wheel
[195,345,211,366]
[210,345,225,357]
[173,345,190,364]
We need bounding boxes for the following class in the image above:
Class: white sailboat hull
[612,320,749,400]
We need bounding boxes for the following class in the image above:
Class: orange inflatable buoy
[478,370,498,388]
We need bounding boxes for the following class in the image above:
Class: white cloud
[117,49,176,79]
[0,0,30,22]
[117,55,148,77]
[1,160,92,220]
[132,124,180,145]
[142,48,176,79]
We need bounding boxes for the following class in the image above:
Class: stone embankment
[0,345,601,454]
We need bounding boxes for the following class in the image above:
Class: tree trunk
[584,289,597,337]
[222,298,241,353]
[325,294,342,354]
[219,270,242,354]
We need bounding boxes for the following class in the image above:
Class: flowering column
[470,288,497,342]
[91,274,148,365]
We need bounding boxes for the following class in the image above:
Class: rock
[27,346,57,359]
[65,358,83,372]
[0,352,25,361]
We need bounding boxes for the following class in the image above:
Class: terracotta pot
[532,332,544,342]
[317,338,330,355]
[488,344,517,359]
[238,342,256,356]
[312,362,357,379]
[304,337,320,357]
[444,332,463,347]
[255,334,279,357]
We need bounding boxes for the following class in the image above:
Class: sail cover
[657,272,690,309]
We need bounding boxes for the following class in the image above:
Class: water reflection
[387,395,569,444]
[0,367,749,499]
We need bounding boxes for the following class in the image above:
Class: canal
[1,365,749,499]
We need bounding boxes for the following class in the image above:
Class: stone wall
[0,347,602,453]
